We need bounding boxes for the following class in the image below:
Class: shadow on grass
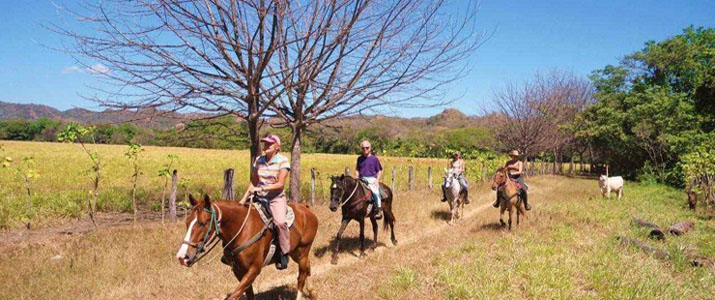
[313,236,385,258]
[430,209,452,221]
[254,285,305,300]
[473,222,504,232]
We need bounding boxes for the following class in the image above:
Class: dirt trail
[250,177,565,299]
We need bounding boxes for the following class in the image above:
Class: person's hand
[250,186,263,193]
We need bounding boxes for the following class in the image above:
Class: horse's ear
[189,194,198,206]
[203,194,211,206]
[340,174,345,179]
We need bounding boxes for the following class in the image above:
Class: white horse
[599,175,624,200]
[443,168,466,225]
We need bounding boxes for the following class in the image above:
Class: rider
[355,140,384,220]
[239,133,292,270]
[441,151,470,204]
[492,150,531,210]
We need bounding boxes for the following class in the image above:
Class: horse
[442,168,466,225]
[328,174,397,264]
[491,167,526,231]
[175,194,319,300]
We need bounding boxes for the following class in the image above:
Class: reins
[185,204,223,266]
[339,178,363,207]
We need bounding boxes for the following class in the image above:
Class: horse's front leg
[331,218,350,265]
[225,266,260,300]
[359,218,366,258]
[370,216,378,251]
[499,199,506,227]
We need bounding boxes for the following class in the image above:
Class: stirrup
[276,253,289,270]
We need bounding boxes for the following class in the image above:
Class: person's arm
[514,161,523,175]
[376,158,383,181]
[355,157,361,178]
[459,160,466,174]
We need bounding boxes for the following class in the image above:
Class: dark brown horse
[491,167,526,231]
[328,175,397,264]
[176,194,319,300]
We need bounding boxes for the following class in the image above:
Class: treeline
[0,115,498,159]
[492,26,715,194]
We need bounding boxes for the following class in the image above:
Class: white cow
[599,175,624,200]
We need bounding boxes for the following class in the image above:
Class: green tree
[57,123,102,226]
[124,144,144,222]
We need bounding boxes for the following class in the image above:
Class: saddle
[358,180,388,204]
[250,198,295,267]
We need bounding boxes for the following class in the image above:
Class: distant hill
[0,101,202,129]
[0,101,490,132]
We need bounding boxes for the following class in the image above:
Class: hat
[509,150,519,156]
[453,151,461,156]
[261,134,281,146]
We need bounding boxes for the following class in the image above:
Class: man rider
[492,150,531,210]
[355,140,383,220]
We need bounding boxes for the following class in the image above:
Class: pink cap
[260,134,281,146]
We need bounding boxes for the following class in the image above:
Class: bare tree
[50,0,297,163]
[490,70,593,164]
[269,0,481,202]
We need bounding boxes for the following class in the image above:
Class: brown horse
[491,167,526,231]
[328,175,397,264]
[175,194,319,300]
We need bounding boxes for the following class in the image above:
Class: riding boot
[522,190,531,210]
[441,187,447,202]
[276,253,289,270]
[463,189,470,204]
[374,206,383,220]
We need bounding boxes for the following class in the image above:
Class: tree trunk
[289,126,303,203]
[570,153,575,175]
[246,101,262,167]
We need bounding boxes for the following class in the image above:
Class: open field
[0,175,713,299]
[0,140,505,229]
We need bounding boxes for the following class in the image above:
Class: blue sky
[1,0,714,117]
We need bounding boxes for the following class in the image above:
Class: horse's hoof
[359,252,367,258]
[391,239,398,246]
[330,256,338,265]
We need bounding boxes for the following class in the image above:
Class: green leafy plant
[124,144,144,222]
[3,154,39,229]
[681,137,715,207]
[57,123,101,226]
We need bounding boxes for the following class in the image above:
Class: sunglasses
[362,147,370,150]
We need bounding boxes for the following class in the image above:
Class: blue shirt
[356,155,382,177]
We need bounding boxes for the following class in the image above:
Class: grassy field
[0,140,505,229]
[0,175,713,299]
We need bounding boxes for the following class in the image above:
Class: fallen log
[667,221,694,236]
[617,236,670,260]
[631,216,665,240]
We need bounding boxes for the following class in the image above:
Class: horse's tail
[383,189,396,231]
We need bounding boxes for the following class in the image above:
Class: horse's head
[443,168,455,188]
[176,193,216,267]
[491,167,507,191]
[329,175,347,212]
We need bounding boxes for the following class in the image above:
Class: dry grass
[1,140,494,229]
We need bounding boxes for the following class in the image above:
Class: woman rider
[492,150,531,210]
[441,151,470,204]
[238,134,292,270]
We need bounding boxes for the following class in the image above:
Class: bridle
[183,204,223,266]
[496,169,520,202]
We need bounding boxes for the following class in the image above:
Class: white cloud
[62,63,111,75]
[62,65,83,74]
[87,63,110,74]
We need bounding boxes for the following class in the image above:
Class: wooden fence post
[391,166,396,192]
[345,167,350,176]
[408,166,414,191]
[169,169,178,222]
[427,166,433,190]
[223,168,235,201]
[310,168,316,206]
